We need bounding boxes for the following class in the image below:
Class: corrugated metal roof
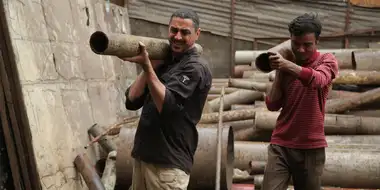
[127,0,380,41]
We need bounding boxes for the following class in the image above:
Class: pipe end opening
[255,53,273,73]
[90,31,109,54]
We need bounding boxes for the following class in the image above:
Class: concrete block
[70,0,98,42]
[4,0,49,41]
[13,39,58,83]
[79,43,106,79]
[51,42,84,80]
[87,82,125,126]
[41,0,77,42]
[23,84,97,190]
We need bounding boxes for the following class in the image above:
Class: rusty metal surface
[234,141,268,170]
[234,65,253,78]
[88,124,117,154]
[74,153,106,190]
[89,31,203,59]
[353,49,380,71]
[319,49,356,69]
[127,0,380,42]
[333,70,380,85]
[236,48,361,70]
[235,141,380,188]
[326,87,380,113]
[235,50,266,65]
[326,135,380,145]
[249,161,266,175]
[253,175,264,189]
[116,126,235,190]
[255,40,294,73]
[255,110,380,135]
[350,0,380,8]
[231,183,254,190]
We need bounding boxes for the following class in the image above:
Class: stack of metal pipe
[206,40,380,189]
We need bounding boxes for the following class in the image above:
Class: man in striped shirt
[262,13,339,190]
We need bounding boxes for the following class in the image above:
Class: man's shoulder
[185,55,211,75]
[320,52,338,64]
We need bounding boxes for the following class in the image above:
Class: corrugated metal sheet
[127,0,380,41]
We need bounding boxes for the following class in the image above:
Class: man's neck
[297,50,320,66]
[171,44,196,59]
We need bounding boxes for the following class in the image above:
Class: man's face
[168,17,200,53]
[290,33,318,62]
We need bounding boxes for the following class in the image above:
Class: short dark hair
[288,13,322,38]
[170,8,200,30]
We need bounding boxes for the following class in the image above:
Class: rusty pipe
[87,124,117,154]
[74,153,105,190]
[248,161,266,175]
[353,49,380,71]
[255,110,380,135]
[234,141,380,188]
[233,65,254,78]
[254,40,295,73]
[238,48,376,71]
[89,31,203,59]
[253,175,264,189]
[234,50,266,65]
[115,126,234,190]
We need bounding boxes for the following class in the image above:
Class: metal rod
[215,87,225,190]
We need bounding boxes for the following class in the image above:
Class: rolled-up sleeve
[161,64,201,117]
[125,86,148,110]
[298,53,339,88]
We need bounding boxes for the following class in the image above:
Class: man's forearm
[127,60,163,101]
[145,65,166,113]
[267,71,282,102]
[284,60,302,76]
[127,71,147,102]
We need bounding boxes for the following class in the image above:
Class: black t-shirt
[124,47,212,174]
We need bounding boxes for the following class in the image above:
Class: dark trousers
[262,144,326,190]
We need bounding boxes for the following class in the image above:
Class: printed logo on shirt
[180,75,190,85]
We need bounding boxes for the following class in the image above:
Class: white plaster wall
[2,0,137,189]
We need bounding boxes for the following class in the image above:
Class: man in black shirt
[120,8,212,190]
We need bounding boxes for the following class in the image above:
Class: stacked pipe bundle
[206,40,380,189]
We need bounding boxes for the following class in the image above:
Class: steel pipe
[234,141,268,170]
[255,110,380,135]
[233,65,253,78]
[89,31,203,59]
[353,49,380,71]
[115,126,235,190]
[234,50,266,65]
[254,40,295,73]
[74,153,105,190]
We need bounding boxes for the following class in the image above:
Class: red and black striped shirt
[265,51,339,149]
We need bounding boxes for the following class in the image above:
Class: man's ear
[195,28,201,38]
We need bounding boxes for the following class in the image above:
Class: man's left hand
[119,41,153,71]
[268,51,292,71]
